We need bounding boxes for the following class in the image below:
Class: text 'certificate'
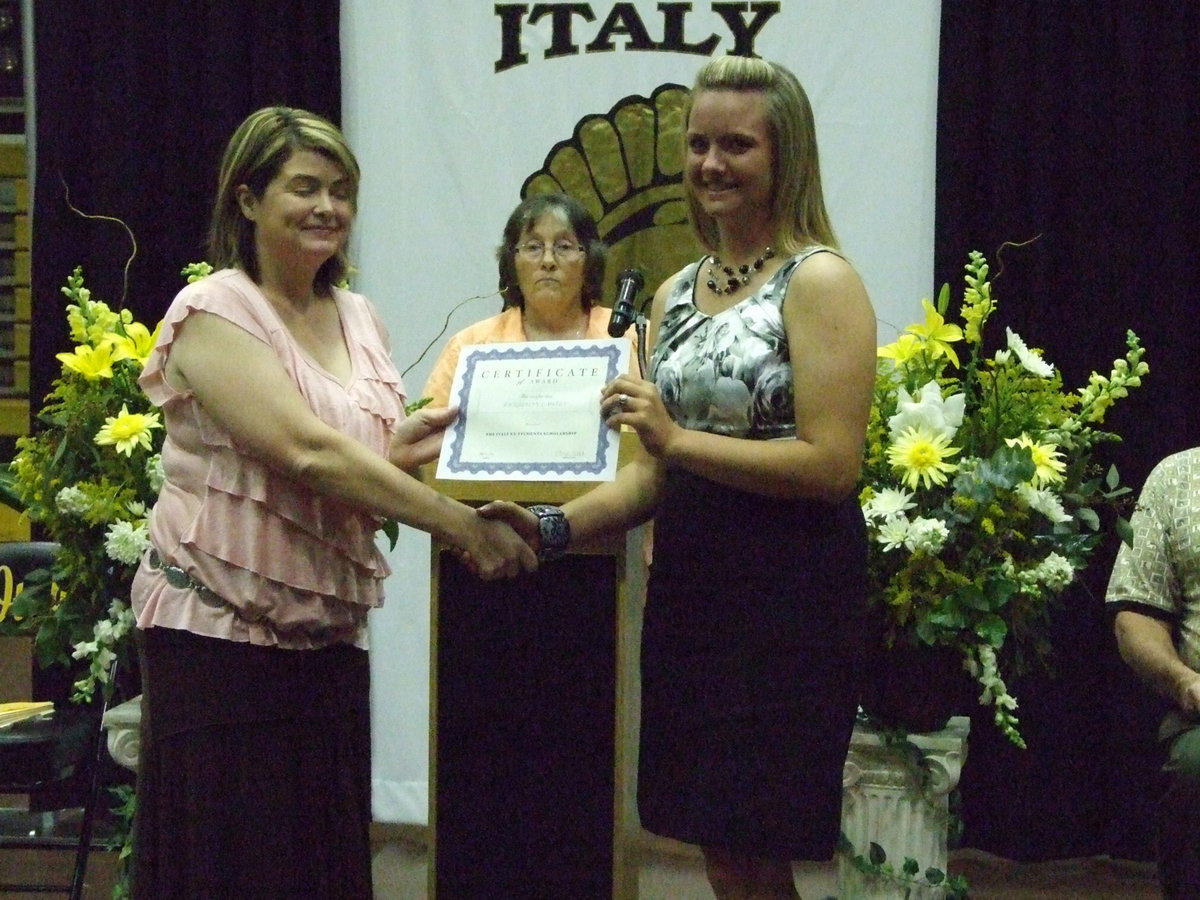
[435,338,631,481]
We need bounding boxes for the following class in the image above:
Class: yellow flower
[877,333,924,364]
[0,566,20,623]
[905,299,964,368]
[108,321,161,366]
[886,426,961,490]
[56,342,116,379]
[94,404,162,456]
[1006,435,1066,486]
[961,300,987,344]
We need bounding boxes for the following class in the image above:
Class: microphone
[608,268,644,337]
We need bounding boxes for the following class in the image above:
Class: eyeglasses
[514,240,585,262]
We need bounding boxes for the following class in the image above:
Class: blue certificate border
[445,342,625,477]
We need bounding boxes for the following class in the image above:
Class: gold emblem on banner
[520,84,702,308]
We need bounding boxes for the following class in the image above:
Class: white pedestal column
[101,694,143,771]
[839,715,970,899]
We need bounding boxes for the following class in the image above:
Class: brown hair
[208,106,361,292]
[496,192,607,311]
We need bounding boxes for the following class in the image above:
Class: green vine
[106,783,135,899]
[836,723,969,898]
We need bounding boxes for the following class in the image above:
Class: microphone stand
[634,313,649,378]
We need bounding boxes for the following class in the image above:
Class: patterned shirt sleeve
[1106,457,1182,619]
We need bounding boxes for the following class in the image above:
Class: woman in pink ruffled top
[128,106,536,899]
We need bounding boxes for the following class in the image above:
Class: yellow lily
[56,342,116,380]
[905,298,964,369]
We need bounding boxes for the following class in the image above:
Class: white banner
[342,0,941,824]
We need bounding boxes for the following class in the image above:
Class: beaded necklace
[705,246,775,295]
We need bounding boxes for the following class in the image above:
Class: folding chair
[0,541,115,899]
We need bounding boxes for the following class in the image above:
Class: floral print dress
[636,249,870,859]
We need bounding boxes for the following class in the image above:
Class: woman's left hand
[389,405,458,471]
[600,376,679,459]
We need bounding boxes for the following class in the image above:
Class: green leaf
[405,396,433,415]
[974,614,1008,647]
[925,867,946,885]
[1105,463,1120,490]
[902,857,920,876]
[1116,515,1134,547]
[868,842,888,866]
[935,281,951,315]
[380,518,400,552]
[1075,507,1100,531]
[0,467,25,513]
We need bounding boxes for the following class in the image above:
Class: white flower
[1006,328,1055,378]
[71,639,99,660]
[875,515,911,551]
[1016,483,1073,524]
[1033,552,1076,591]
[94,618,117,642]
[887,380,965,441]
[146,453,165,493]
[91,646,116,674]
[862,487,916,521]
[104,519,150,566]
[905,516,950,554]
[55,485,91,516]
[975,644,1019,712]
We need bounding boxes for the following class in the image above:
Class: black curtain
[935,4,1200,861]
[31,1,342,407]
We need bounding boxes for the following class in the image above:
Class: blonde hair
[208,106,361,292]
[684,56,838,254]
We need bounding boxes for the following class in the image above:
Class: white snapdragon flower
[1006,328,1055,378]
[104,519,150,566]
[974,642,1022,743]
[887,380,966,441]
[146,453,165,493]
[55,485,91,516]
[1016,483,1073,524]
[905,516,950,554]
[862,487,916,521]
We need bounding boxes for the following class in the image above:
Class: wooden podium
[424,433,644,899]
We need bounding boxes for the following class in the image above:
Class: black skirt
[638,469,868,859]
[132,627,372,900]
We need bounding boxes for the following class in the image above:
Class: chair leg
[69,661,119,900]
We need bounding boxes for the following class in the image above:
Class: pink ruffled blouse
[130,269,408,649]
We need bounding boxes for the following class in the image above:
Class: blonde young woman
[483,57,877,900]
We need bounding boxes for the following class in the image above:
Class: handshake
[451,501,566,581]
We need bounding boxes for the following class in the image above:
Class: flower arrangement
[859,251,1147,747]
[0,263,209,701]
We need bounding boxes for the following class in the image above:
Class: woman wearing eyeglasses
[422,192,637,406]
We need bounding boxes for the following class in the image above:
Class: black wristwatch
[528,504,570,562]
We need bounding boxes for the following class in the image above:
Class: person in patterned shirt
[1108,447,1200,899]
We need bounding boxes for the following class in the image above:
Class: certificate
[435,338,631,481]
